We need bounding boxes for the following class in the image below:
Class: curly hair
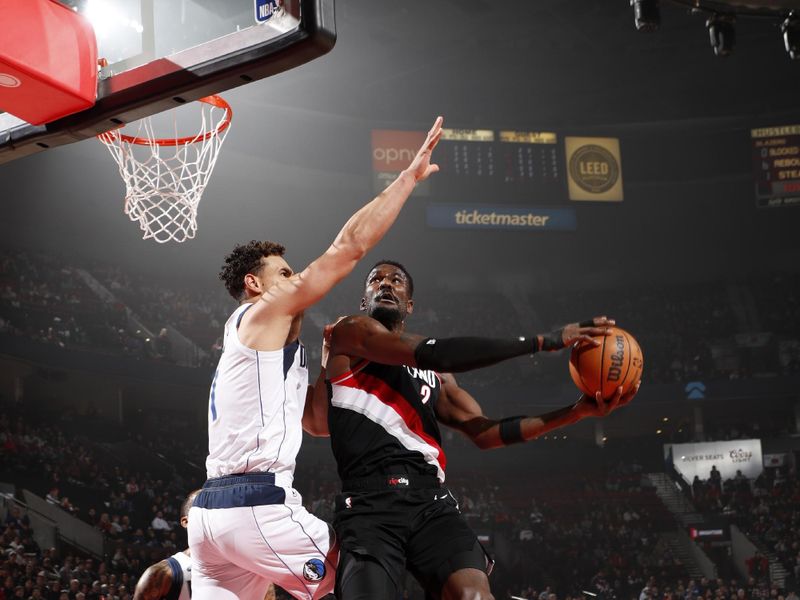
[219,240,286,301]
[364,260,414,298]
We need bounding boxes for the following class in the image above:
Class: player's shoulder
[136,559,174,591]
[333,314,390,334]
[335,314,372,327]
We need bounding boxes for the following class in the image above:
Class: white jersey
[205,304,308,487]
[164,550,191,600]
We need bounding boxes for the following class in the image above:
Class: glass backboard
[0,0,335,163]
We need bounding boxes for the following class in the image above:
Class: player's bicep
[437,378,508,450]
[303,380,330,437]
[330,316,425,365]
[435,375,488,430]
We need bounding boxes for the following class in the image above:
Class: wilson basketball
[569,327,643,400]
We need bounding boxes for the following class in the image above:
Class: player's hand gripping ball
[569,327,643,401]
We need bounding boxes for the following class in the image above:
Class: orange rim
[97,95,232,146]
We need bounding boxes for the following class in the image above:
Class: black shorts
[333,482,492,595]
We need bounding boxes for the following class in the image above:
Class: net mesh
[98,97,231,243]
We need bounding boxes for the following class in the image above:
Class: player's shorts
[188,472,337,600]
[333,474,493,597]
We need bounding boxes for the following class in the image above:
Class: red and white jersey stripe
[328,360,446,482]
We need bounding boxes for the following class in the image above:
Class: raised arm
[133,561,173,600]
[434,374,640,450]
[257,117,443,317]
[328,315,616,372]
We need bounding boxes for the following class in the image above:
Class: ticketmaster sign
[427,204,577,231]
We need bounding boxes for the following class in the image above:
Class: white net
[98,97,232,243]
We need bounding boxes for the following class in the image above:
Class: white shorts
[188,474,337,600]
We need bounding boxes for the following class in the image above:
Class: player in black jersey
[308,261,639,600]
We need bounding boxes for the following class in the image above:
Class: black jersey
[327,360,447,482]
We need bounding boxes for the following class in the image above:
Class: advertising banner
[426,203,577,231]
[565,136,624,201]
[666,439,763,482]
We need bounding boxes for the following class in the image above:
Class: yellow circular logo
[569,144,619,194]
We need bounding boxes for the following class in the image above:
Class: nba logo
[255,0,282,23]
[303,559,326,582]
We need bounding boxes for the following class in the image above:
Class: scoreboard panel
[751,125,800,208]
[433,128,563,204]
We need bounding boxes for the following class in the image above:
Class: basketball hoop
[98,95,232,243]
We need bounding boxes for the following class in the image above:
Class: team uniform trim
[328,360,369,384]
[331,369,446,481]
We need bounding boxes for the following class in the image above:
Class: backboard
[0,0,335,164]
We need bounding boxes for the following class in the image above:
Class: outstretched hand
[573,381,640,419]
[537,316,615,352]
[404,116,444,183]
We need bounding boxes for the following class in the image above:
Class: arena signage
[665,439,763,482]
[371,128,430,194]
[565,137,624,202]
[371,129,427,171]
[426,204,577,231]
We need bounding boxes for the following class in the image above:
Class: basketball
[569,327,643,400]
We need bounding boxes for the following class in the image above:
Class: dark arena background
[1,1,800,599]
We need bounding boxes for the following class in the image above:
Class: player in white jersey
[135,491,277,600]
[187,116,445,600]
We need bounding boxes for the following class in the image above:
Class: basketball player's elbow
[333,231,372,262]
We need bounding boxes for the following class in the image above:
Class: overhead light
[707,14,736,57]
[782,14,800,59]
[631,0,660,32]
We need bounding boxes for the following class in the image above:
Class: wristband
[498,416,526,445]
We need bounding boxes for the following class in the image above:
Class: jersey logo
[303,558,326,582]
[387,476,409,487]
[404,367,438,388]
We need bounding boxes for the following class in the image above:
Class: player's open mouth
[377,294,398,305]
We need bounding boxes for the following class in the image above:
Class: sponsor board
[565,137,624,202]
[665,439,763,482]
[426,204,577,231]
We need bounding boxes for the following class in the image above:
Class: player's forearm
[414,336,537,373]
[331,171,417,259]
[475,406,581,450]
[521,405,583,441]
[302,372,330,437]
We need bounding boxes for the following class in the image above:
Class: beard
[369,303,404,330]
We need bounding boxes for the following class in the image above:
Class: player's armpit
[434,376,499,450]
[132,561,172,600]
[329,316,425,364]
